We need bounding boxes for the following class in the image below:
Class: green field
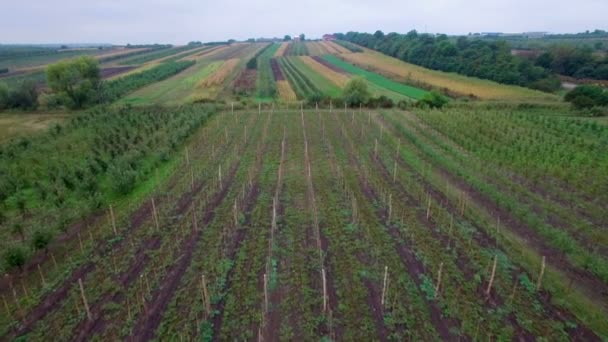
[256,43,281,100]
[322,54,429,100]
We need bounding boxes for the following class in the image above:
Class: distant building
[523,32,548,39]
[323,34,337,41]
[293,36,301,42]
[480,32,502,37]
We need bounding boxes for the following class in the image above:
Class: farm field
[340,48,557,101]
[0,106,606,341]
[322,55,429,100]
[120,44,265,105]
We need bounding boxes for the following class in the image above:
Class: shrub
[4,246,26,271]
[342,77,370,106]
[31,229,53,252]
[5,81,39,109]
[418,90,449,109]
[564,85,608,109]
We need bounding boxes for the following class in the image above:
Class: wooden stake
[218,164,223,189]
[2,295,10,320]
[381,266,389,307]
[387,194,392,222]
[486,255,497,297]
[537,256,546,291]
[201,275,211,318]
[434,262,444,298]
[78,278,92,321]
[37,264,46,287]
[127,296,132,320]
[322,268,328,312]
[185,147,190,166]
[508,279,518,306]
[396,138,401,158]
[374,139,378,158]
[263,273,269,313]
[144,273,151,296]
[11,287,21,314]
[426,194,432,220]
[51,253,58,270]
[151,198,159,232]
[460,191,466,216]
[21,279,29,298]
[109,205,118,236]
[393,161,397,183]
[233,199,239,228]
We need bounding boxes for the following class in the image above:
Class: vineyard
[1,32,607,341]
[0,105,606,341]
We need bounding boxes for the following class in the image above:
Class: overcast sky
[2,0,607,45]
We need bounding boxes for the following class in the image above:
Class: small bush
[418,90,449,109]
[4,246,27,271]
[31,229,53,252]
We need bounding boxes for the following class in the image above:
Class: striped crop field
[299,55,350,87]
[119,61,223,105]
[322,54,429,100]
[341,49,556,101]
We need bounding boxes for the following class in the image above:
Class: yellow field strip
[298,56,350,87]
[275,42,289,57]
[276,80,297,101]
[183,45,230,61]
[325,41,351,54]
[198,58,240,87]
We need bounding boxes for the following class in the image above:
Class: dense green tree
[342,77,370,106]
[299,33,306,41]
[564,85,608,109]
[46,56,100,109]
[374,30,385,39]
[283,35,292,41]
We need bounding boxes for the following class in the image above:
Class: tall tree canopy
[46,56,100,109]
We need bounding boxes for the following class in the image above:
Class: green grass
[0,112,71,143]
[322,54,429,100]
